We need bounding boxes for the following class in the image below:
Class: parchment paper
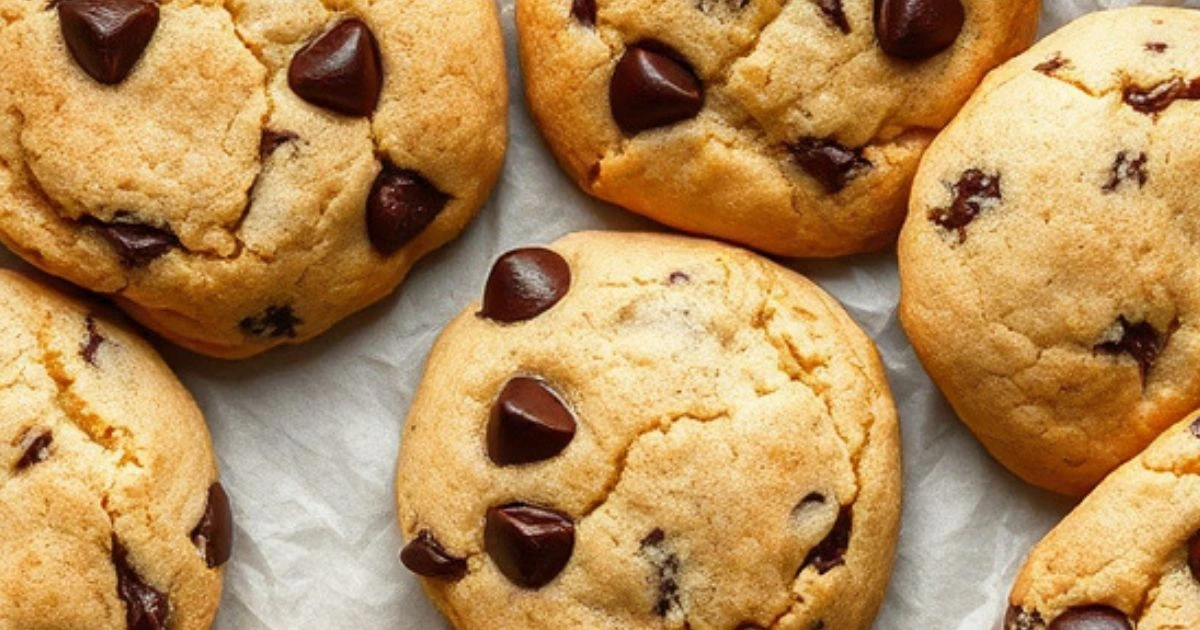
[1,1,1196,627]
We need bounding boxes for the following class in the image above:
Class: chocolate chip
[570,0,596,26]
[1190,417,1200,438]
[288,18,383,118]
[92,221,179,267]
[1102,151,1147,193]
[239,305,302,339]
[479,248,571,323]
[1123,78,1200,115]
[1187,530,1200,584]
[484,503,575,588]
[639,528,684,618]
[1094,316,1176,380]
[112,536,170,630]
[1005,607,1046,630]
[929,169,1001,241]
[788,137,871,194]
[815,0,850,34]
[668,271,690,285]
[190,483,232,569]
[802,505,851,574]
[1048,606,1132,630]
[874,0,964,60]
[1146,42,1168,53]
[15,429,53,471]
[260,129,299,160]
[366,163,449,255]
[57,0,159,85]
[1035,53,1068,76]
[81,315,104,365]
[488,377,576,466]
[610,43,704,135]
[401,531,468,580]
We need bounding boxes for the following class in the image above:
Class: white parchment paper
[2,1,1197,627]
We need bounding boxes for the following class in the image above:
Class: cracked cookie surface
[516,0,1039,257]
[898,6,1200,496]
[394,231,901,629]
[0,270,227,629]
[0,0,507,358]
[1005,411,1200,629]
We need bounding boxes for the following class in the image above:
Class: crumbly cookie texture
[1005,412,1200,630]
[0,0,508,358]
[0,270,228,630]
[395,231,901,629]
[899,6,1200,496]
[516,0,1040,258]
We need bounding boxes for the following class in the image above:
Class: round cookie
[0,270,230,629]
[1005,412,1200,630]
[0,0,508,358]
[516,0,1040,258]
[898,6,1200,496]
[395,231,901,629]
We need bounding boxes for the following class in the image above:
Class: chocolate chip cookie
[516,0,1040,257]
[899,6,1200,496]
[0,270,230,628]
[395,232,901,628]
[1005,412,1200,630]
[0,0,507,358]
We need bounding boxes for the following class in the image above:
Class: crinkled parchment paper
[1,1,1197,628]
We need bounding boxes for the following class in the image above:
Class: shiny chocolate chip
[15,429,53,471]
[239,305,301,339]
[191,483,233,569]
[788,137,871,194]
[58,0,159,85]
[1048,606,1132,630]
[802,505,852,574]
[571,0,596,26]
[610,43,703,135]
[93,221,179,267]
[485,503,575,588]
[366,164,449,255]
[488,377,576,466]
[288,18,383,117]
[401,531,468,580]
[479,248,571,323]
[112,536,170,630]
[874,0,964,60]
[1124,78,1200,115]
[81,315,104,365]
[1094,316,1176,380]
[929,169,1001,242]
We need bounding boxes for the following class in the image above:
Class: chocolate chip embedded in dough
[288,18,383,117]
[57,0,159,85]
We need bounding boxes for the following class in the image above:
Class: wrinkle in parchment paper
[1,1,1197,628]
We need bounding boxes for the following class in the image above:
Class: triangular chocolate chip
[58,0,160,85]
[609,42,704,134]
[288,18,383,118]
[485,503,575,588]
[487,377,577,466]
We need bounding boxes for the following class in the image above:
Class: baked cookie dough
[0,270,230,629]
[395,231,901,629]
[899,6,1200,496]
[0,0,508,358]
[1005,412,1200,630]
[516,0,1040,257]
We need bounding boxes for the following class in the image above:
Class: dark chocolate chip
[366,163,449,255]
[288,18,383,118]
[874,0,964,60]
[190,483,233,569]
[668,271,690,285]
[929,169,1001,242]
[81,315,104,365]
[484,503,575,588]
[1094,316,1176,380]
[1123,78,1200,115]
[1102,151,1147,193]
[610,43,704,135]
[815,0,850,34]
[1190,417,1200,438]
[802,505,852,574]
[1185,529,1200,585]
[788,137,871,194]
[639,528,684,618]
[570,0,596,26]
[93,221,179,267]
[260,129,299,160]
[1145,42,1168,53]
[239,305,302,339]
[488,377,577,466]
[479,248,571,323]
[15,429,53,471]
[1035,53,1068,76]
[112,536,170,630]
[401,531,468,580]
[1005,607,1046,630]
[1048,606,1132,630]
[57,0,159,85]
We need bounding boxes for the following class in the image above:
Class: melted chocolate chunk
[15,429,53,470]
[929,169,1001,242]
[260,129,299,160]
[488,377,577,466]
[1005,607,1046,630]
[1146,42,1168,53]
[112,536,170,630]
[81,315,104,365]
[570,0,596,26]
[802,505,852,574]
[788,137,871,194]
[57,0,159,85]
[92,221,179,267]
[610,43,704,135]
[1048,606,1131,630]
[1094,316,1176,380]
[401,531,468,580]
[1188,530,1200,583]
[815,0,850,33]
[640,528,684,618]
[288,18,383,117]
[1035,53,1068,76]
[239,305,302,339]
[479,248,571,323]
[1123,77,1200,115]
[366,164,450,255]
[1102,151,1147,193]
[874,0,964,60]
[484,503,575,588]
[191,483,233,569]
